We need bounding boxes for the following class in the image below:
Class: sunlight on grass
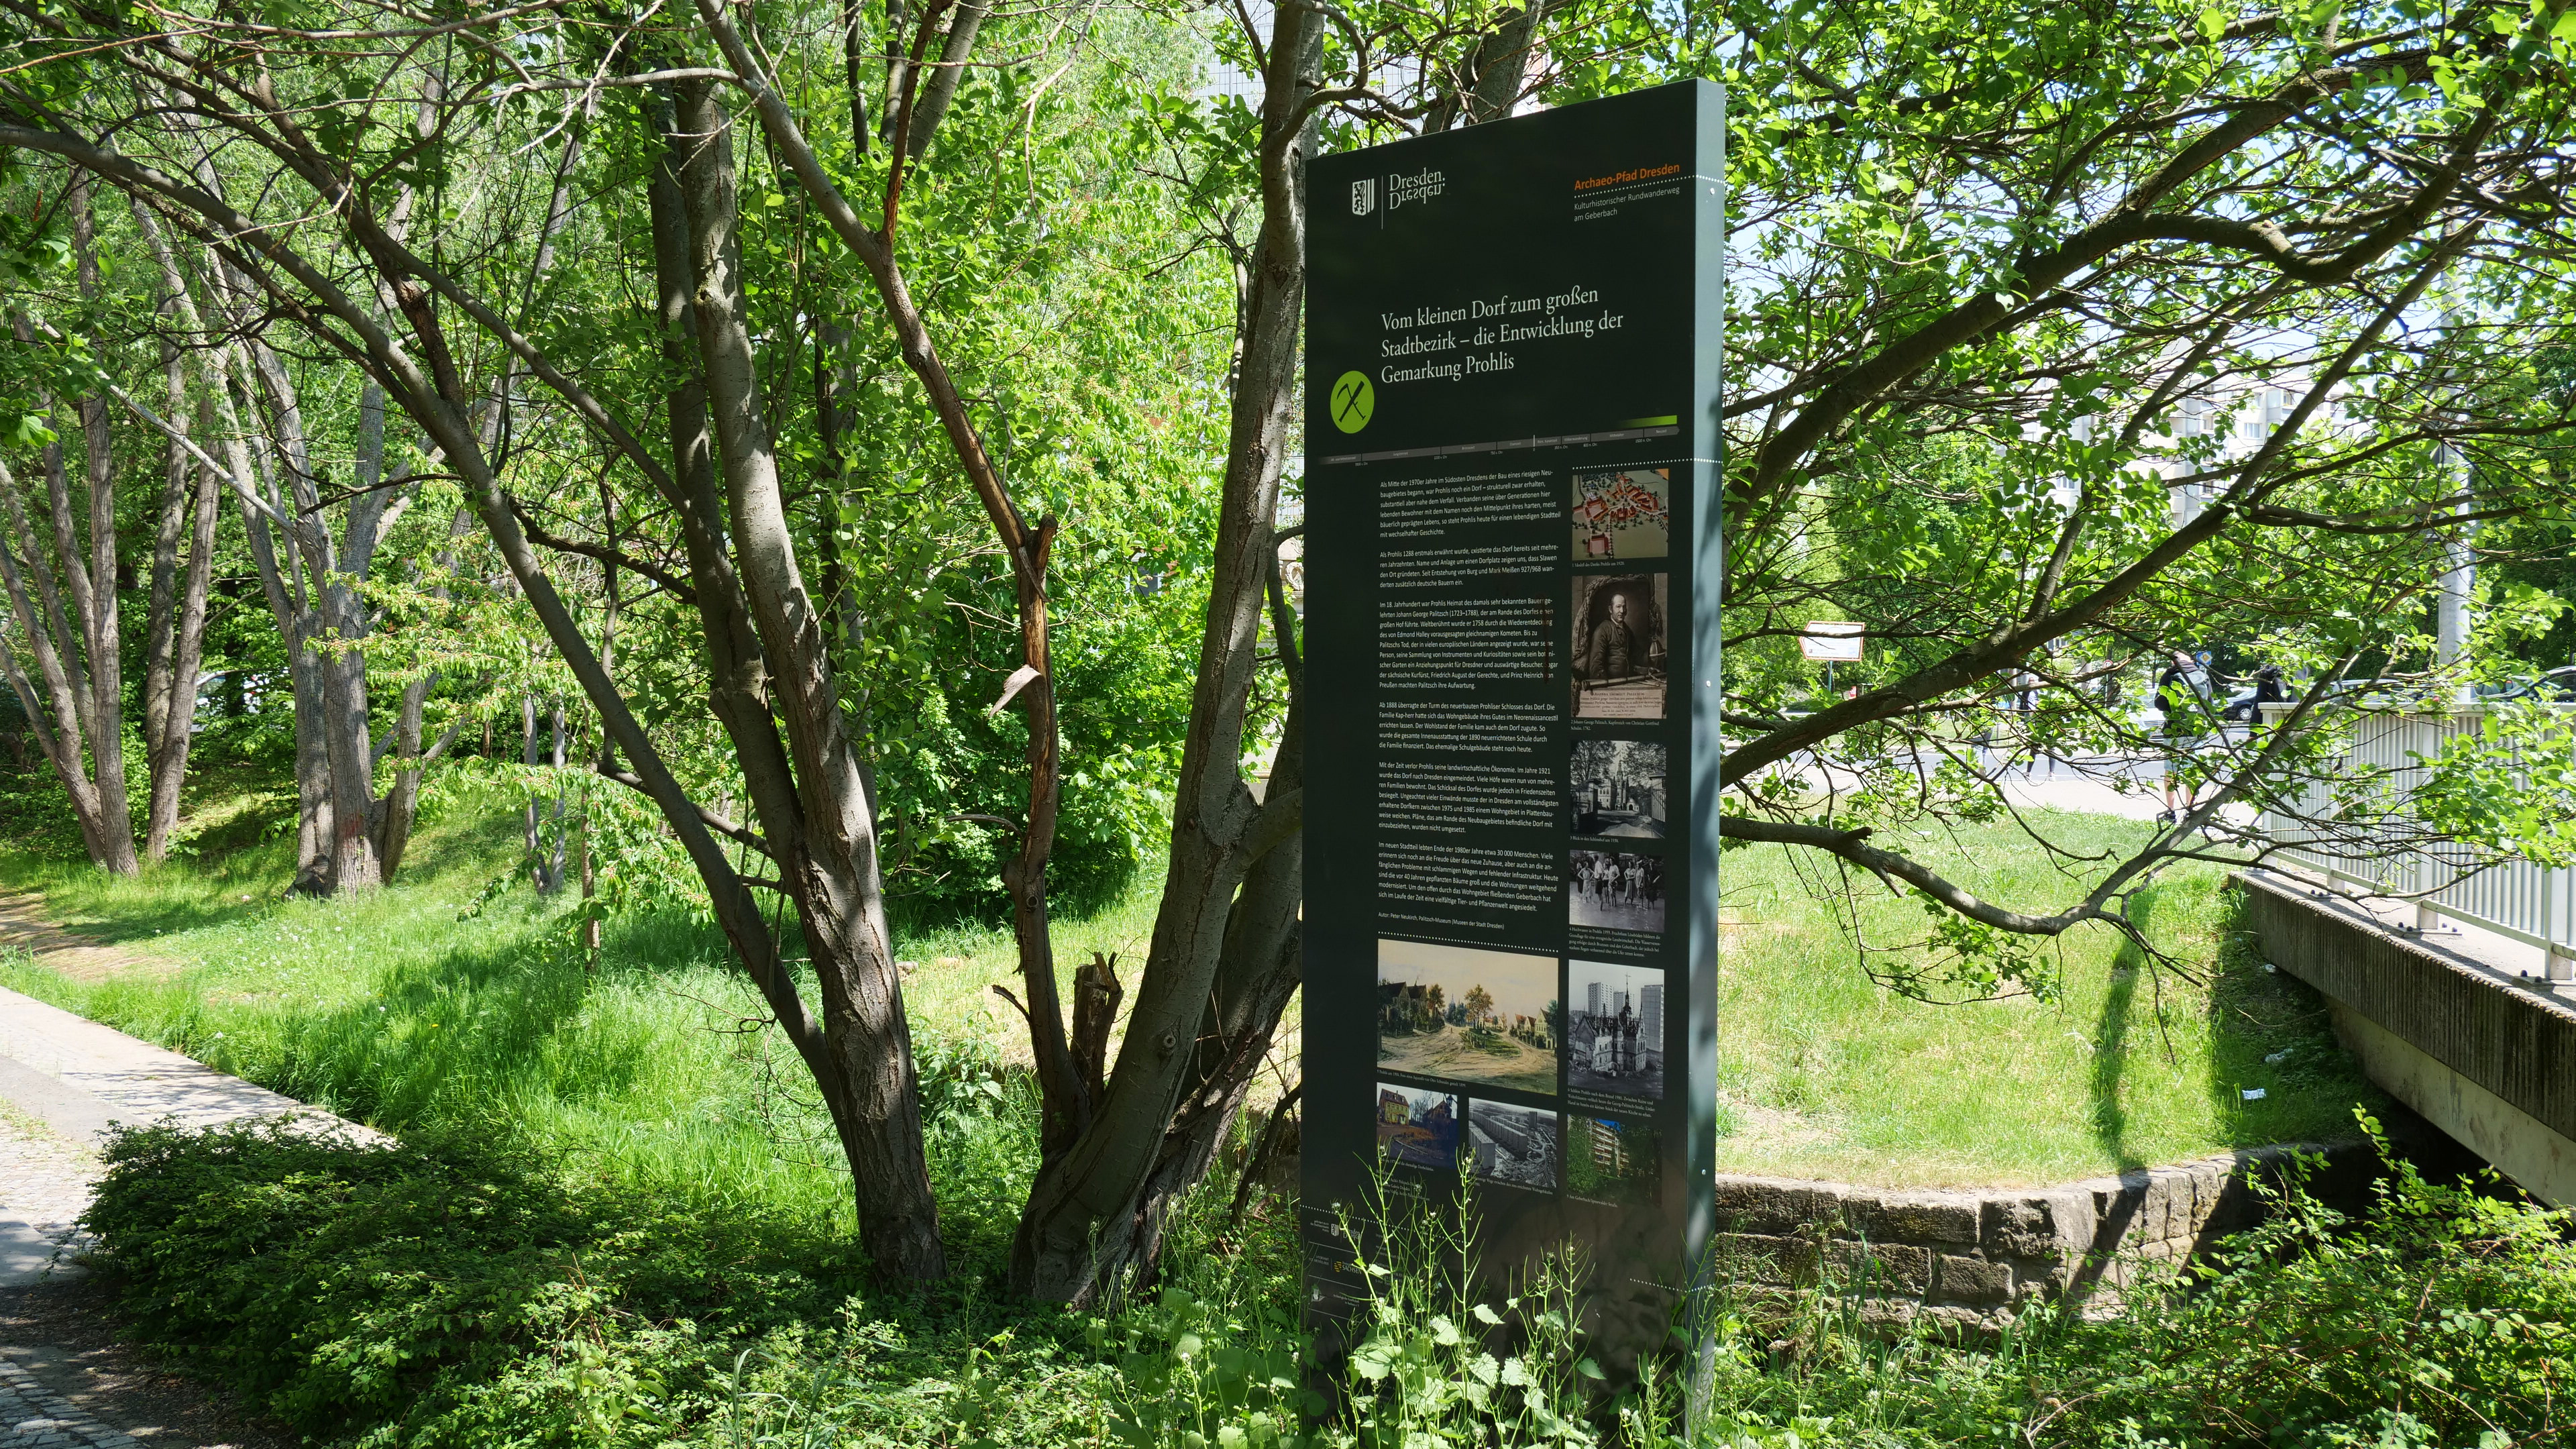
[0,793,2366,1208]
[1715,810,2383,1187]
[0,800,1174,1244]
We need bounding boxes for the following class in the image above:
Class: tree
[1688,0,2576,997]
[0,0,1242,1285]
[0,171,140,873]
[1462,984,1495,1024]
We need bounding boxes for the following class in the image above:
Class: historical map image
[1572,468,1670,560]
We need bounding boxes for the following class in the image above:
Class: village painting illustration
[1377,938,1560,1096]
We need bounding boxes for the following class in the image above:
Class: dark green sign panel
[1301,80,1725,1366]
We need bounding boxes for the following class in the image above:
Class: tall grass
[0,802,1159,1248]
[1717,812,2383,1185]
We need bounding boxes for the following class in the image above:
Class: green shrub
[82,1120,860,1446]
[78,1109,1153,1449]
[77,1102,2575,1448]
[2034,1120,2576,1446]
[1623,1113,2576,1447]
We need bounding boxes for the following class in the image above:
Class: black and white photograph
[1572,574,1667,720]
[1569,849,1666,934]
[1468,1100,1560,1190]
[1376,1081,1461,1172]
[1564,960,1665,1100]
[1570,738,1666,839]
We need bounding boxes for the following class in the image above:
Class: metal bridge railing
[2254,703,2576,983]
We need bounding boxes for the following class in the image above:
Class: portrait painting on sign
[1572,574,1667,719]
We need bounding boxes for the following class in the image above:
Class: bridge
[2246,707,2576,1205]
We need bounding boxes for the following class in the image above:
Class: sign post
[1801,621,1864,694]
[1300,82,1725,1371]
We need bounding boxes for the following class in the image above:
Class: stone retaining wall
[1710,1139,2381,1334]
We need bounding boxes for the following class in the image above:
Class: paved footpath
[0,897,376,1447]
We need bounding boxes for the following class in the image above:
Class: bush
[81,1110,2574,1448]
[82,1120,861,1446]
[2034,1120,2576,1446]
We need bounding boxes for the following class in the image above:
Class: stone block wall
[1710,1139,2380,1334]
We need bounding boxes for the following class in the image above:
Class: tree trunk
[0,457,121,868]
[126,205,239,865]
[138,307,217,862]
[0,174,140,875]
[661,80,947,1281]
[244,337,381,892]
[1004,3,1318,1302]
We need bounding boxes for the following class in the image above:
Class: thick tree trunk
[138,321,214,861]
[126,205,231,862]
[693,0,1299,1299]
[661,81,946,1281]
[246,338,381,892]
[71,390,133,874]
[0,457,121,867]
[1006,5,1317,1302]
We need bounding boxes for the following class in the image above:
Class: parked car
[2490,665,2576,702]
[2316,676,2436,707]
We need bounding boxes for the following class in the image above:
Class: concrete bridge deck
[2239,867,2576,1205]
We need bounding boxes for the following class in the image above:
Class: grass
[0,788,2369,1202]
[0,772,2557,1448]
[0,775,1259,1446]
[1715,809,2385,1186]
[0,782,1186,1242]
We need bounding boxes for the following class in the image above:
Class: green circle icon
[1330,370,1375,433]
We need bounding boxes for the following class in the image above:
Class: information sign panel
[1301,82,1725,1362]
[1801,622,1865,662]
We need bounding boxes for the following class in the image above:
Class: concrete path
[0,902,373,1447]
[0,983,379,1283]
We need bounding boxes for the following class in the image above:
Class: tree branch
[508,494,698,604]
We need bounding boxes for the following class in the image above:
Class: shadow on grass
[2089,881,2164,1175]
[0,811,523,947]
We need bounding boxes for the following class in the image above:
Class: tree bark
[136,285,217,862]
[0,172,140,874]
[661,80,946,1281]
[245,337,382,892]
[0,455,121,868]
[1002,3,1318,1303]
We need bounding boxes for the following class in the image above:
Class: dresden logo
[1350,177,1376,216]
